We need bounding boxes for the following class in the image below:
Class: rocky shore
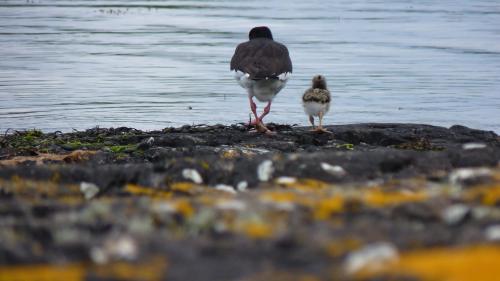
[0,123,499,281]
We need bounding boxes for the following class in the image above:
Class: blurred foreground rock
[0,123,499,281]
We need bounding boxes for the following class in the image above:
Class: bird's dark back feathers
[230,38,292,80]
[302,88,331,104]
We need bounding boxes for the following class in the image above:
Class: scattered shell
[91,235,138,264]
[90,247,108,264]
[215,184,236,194]
[485,225,500,241]
[441,204,470,225]
[276,177,297,184]
[321,162,347,177]
[108,236,138,260]
[182,169,203,184]
[80,182,99,200]
[462,143,487,150]
[257,160,274,182]
[216,199,246,211]
[344,242,398,274]
[237,181,248,191]
[449,168,492,186]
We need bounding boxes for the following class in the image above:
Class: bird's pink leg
[248,96,260,126]
[248,96,272,134]
[258,101,272,122]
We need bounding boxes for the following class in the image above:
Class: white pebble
[462,143,487,150]
[441,204,469,225]
[237,181,248,191]
[90,235,138,264]
[449,168,491,185]
[111,236,138,260]
[276,176,297,184]
[321,162,347,177]
[182,169,203,184]
[485,225,500,241]
[257,160,274,182]
[80,182,99,200]
[344,242,398,274]
[215,184,236,194]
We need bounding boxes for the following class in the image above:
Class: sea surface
[1,0,499,132]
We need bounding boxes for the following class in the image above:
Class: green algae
[394,138,444,151]
[336,143,354,150]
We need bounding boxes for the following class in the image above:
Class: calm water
[1,0,499,132]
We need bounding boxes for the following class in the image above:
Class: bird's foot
[311,127,332,134]
[255,122,275,135]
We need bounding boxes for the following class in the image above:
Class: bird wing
[230,39,292,80]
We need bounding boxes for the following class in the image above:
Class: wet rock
[0,123,499,280]
[392,202,439,222]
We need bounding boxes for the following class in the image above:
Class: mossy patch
[394,138,444,151]
[108,144,137,153]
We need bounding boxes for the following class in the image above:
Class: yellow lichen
[124,184,172,199]
[0,264,84,281]
[279,178,330,192]
[362,189,428,207]
[313,196,344,220]
[221,149,240,159]
[170,182,196,194]
[356,244,500,281]
[92,257,167,281]
[0,178,81,199]
[174,199,195,218]
[239,221,274,239]
[464,185,500,206]
[200,161,210,170]
[0,257,167,281]
[260,191,298,203]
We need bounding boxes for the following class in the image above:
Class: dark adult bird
[230,26,292,134]
[302,75,331,133]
